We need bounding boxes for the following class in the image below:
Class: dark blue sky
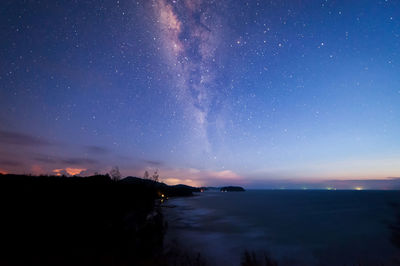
[1,0,399,187]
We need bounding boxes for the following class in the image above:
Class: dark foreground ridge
[0,173,198,266]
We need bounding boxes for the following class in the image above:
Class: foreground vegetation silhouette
[0,173,200,266]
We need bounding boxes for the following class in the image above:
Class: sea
[163,190,400,266]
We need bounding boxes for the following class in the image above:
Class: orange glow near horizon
[66,168,86,176]
[53,169,64,176]
[0,169,8,174]
[163,177,202,187]
[52,168,86,176]
[31,165,44,175]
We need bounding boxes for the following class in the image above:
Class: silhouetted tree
[110,166,121,181]
[152,170,159,182]
[143,170,159,182]
[143,170,150,179]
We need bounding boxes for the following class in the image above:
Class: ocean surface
[163,190,400,266]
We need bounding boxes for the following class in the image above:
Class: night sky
[1,0,399,188]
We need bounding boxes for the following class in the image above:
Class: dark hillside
[0,174,197,266]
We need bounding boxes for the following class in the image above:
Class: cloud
[157,167,243,187]
[65,168,86,175]
[60,158,97,165]
[52,169,68,176]
[0,130,51,146]
[53,168,86,176]
[0,160,23,167]
[79,168,105,176]
[33,155,58,164]
[85,145,110,154]
[163,178,198,186]
[143,160,164,166]
[32,154,98,166]
[211,170,241,180]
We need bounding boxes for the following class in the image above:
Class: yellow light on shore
[354,186,363,191]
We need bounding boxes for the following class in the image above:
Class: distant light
[326,187,336,190]
[354,187,363,191]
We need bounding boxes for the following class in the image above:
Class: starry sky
[1,0,399,188]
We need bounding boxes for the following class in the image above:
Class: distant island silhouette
[220,186,246,192]
[200,186,246,192]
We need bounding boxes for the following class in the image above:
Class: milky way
[154,0,228,151]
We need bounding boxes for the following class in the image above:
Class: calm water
[164,190,400,265]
